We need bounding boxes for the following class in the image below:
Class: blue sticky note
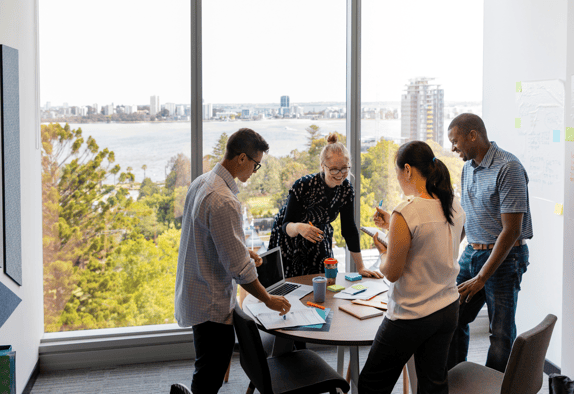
[553,130,560,142]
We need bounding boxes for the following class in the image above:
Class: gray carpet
[31,325,551,394]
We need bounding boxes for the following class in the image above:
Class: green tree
[41,123,135,330]
[210,132,229,169]
[138,177,160,200]
[305,124,321,148]
[142,164,147,179]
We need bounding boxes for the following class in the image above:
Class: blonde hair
[319,133,351,168]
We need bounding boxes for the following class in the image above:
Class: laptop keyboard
[269,283,300,296]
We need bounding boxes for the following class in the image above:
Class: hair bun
[326,133,338,144]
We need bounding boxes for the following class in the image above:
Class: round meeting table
[243,272,418,393]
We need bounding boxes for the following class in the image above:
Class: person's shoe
[170,383,192,394]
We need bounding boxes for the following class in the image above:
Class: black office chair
[233,305,350,394]
[448,313,558,394]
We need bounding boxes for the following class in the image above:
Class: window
[40,0,190,332]
[359,0,483,267]
[202,0,348,267]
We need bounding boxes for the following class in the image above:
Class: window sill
[39,324,194,372]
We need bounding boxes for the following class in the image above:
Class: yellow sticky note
[554,203,563,215]
[516,82,522,92]
[566,127,574,142]
[515,118,521,128]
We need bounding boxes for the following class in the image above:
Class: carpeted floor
[30,323,551,394]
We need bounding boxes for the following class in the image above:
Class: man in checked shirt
[174,128,291,394]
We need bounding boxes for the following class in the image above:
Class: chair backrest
[232,305,274,393]
[501,314,558,394]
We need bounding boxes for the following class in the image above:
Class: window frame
[39,0,364,368]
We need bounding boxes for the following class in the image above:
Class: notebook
[256,246,314,299]
[360,226,388,248]
[338,304,385,320]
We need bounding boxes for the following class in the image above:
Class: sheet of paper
[255,308,325,330]
[244,295,307,317]
[333,281,389,300]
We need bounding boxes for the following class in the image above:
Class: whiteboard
[515,80,564,200]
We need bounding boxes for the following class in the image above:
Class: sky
[40,0,483,107]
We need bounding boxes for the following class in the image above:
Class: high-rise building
[165,102,176,116]
[150,95,160,115]
[280,95,289,108]
[202,103,212,120]
[400,77,444,145]
[45,101,51,110]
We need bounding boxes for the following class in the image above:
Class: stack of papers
[245,296,326,330]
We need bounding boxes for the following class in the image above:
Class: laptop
[256,246,314,299]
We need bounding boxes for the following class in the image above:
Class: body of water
[58,118,405,183]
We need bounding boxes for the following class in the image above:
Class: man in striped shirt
[174,128,291,393]
[446,114,533,373]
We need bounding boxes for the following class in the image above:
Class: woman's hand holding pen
[373,207,391,231]
[298,222,324,243]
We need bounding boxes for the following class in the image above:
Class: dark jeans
[191,321,235,394]
[358,300,459,394]
[447,244,529,373]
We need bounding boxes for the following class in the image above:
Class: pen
[379,199,384,207]
[283,315,286,320]
[306,301,326,310]
[309,221,313,226]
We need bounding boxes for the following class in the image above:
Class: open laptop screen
[256,247,284,289]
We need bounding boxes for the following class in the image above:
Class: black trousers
[191,321,235,394]
[358,300,459,394]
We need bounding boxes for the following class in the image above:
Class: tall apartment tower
[150,95,160,115]
[280,95,290,108]
[400,77,444,146]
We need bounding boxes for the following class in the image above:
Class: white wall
[0,0,44,392]
[483,0,570,369]
[561,0,574,379]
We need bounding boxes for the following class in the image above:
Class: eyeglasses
[322,163,350,176]
[245,153,262,171]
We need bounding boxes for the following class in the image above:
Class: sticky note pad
[515,118,521,128]
[327,284,345,292]
[554,203,564,215]
[516,82,522,92]
[351,284,367,291]
[566,127,574,142]
[553,130,560,142]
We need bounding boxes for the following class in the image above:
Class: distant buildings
[150,95,160,116]
[401,77,444,146]
[281,95,289,108]
[202,103,212,120]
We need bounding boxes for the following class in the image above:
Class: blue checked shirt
[174,163,258,327]
[461,141,533,244]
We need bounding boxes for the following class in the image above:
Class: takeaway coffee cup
[312,276,327,303]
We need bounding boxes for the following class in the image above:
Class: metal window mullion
[191,0,203,181]
[346,0,361,273]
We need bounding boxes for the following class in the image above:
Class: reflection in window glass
[40,0,190,332]
[360,0,483,268]
[202,1,348,275]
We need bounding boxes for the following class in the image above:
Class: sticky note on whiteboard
[515,118,521,128]
[566,127,574,142]
[554,203,564,215]
[516,82,522,92]
[553,130,560,142]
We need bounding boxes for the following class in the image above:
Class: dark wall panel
[0,45,22,286]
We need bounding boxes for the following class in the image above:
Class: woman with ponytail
[268,133,382,279]
[358,141,465,394]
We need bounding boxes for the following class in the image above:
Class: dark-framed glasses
[322,163,350,176]
[245,153,262,171]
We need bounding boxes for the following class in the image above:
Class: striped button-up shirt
[174,163,258,327]
[461,141,533,244]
